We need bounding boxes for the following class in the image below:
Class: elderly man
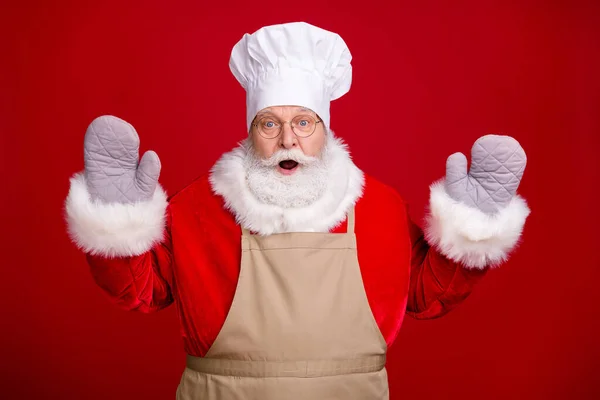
[64,22,530,399]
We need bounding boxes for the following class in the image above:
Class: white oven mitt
[445,135,527,214]
[83,115,161,204]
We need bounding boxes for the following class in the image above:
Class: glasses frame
[251,114,323,139]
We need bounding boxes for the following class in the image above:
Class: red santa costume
[64,22,530,399]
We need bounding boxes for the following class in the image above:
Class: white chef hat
[229,22,353,132]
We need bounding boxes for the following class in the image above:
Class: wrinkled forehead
[255,106,317,118]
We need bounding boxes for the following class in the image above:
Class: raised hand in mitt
[84,115,161,204]
[444,135,527,215]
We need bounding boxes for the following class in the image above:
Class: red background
[2,0,599,398]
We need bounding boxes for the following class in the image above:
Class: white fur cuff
[424,179,531,269]
[64,172,169,258]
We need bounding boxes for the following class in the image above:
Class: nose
[279,122,297,149]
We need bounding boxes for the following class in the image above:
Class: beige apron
[176,207,389,399]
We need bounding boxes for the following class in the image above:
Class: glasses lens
[257,117,281,138]
[292,115,316,137]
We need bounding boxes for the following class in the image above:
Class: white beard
[243,139,331,209]
[209,131,364,235]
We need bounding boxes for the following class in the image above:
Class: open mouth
[278,160,298,170]
[277,160,299,175]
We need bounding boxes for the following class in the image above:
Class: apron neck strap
[346,206,355,234]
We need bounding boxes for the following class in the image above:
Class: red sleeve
[405,203,488,319]
[84,206,175,313]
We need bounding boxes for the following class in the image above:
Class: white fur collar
[208,135,364,235]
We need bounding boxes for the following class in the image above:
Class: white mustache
[259,148,319,167]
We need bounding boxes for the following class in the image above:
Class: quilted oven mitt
[84,115,161,204]
[445,135,527,215]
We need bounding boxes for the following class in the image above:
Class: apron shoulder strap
[346,206,355,234]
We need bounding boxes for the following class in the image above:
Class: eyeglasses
[251,114,323,139]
